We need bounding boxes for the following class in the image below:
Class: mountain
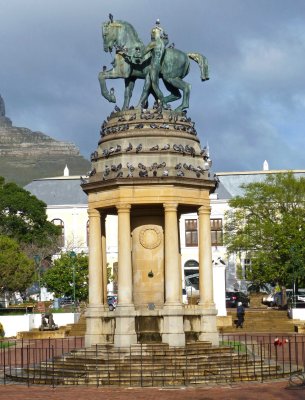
[0,95,91,186]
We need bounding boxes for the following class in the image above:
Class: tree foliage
[42,252,89,301]
[224,172,305,288]
[0,176,60,249]
[0,235,35,295]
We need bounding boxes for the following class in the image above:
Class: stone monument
[82,16,219,347]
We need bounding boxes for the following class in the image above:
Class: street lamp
[69,251,77,314]
[34,255,41,301]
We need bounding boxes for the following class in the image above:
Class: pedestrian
[236,301,245,328]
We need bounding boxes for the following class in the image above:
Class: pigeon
[138,162,146,170]
[163,169,169,177]
[177,170,184,177]
[117,163,122,170]
[127,162,134,170]
[169,43,175,48]
[111,165,117,172]
[80,176,87,184]
[175,163,182,170]
[160,123,169,129]
[116,171,123,178]
[136,144,143,153]
[150,145,159,151]
[125,143,133,152]
[129,113,136,121]
[103,65,107,71]
[109,13,114,23]
[102,149,109,158]
[135,123,144,129]
[153,170,157,177]
[115,144,121,152]
[139,170,148,177]
[88,168,96,177]
[114,105,121,112]
[161,144,170,150]
[108,147,115,154]
[173,144,180,152]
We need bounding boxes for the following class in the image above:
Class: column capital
[198,205,211,216]
[116,203,131,212]
[87,208,100,218]
[163,202,178,212]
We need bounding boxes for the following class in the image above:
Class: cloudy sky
[1,0,305,172]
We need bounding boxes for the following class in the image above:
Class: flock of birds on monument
[99,106,197,138]
[85,103,214,182]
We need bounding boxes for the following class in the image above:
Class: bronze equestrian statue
[99,16,209,112]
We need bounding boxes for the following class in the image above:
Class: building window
[185,219,198,247]
[51,218,65,247]
[211,218,223,246]
[243,258,251,280]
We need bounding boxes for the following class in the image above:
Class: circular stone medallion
[139,226,162,249]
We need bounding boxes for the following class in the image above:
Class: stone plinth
[83,107,219,347]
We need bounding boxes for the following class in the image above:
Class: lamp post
[69,251,77,314]
[34,255,41,301]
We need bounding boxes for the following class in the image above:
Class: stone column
[114,203,137,347]
[197,205,218,345]
[85,208,105,347]
[198,205,215,307]
[117,204,133,306]
[163,203,185,346]
[101,214,108,305]
[164,203,181,306]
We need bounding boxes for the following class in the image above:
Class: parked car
[226,291,250,308]
[107,295,117,311]
[262,292,280,307]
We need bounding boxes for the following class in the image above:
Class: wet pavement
[0,380,304,400]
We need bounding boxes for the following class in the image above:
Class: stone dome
[87,107,216,190]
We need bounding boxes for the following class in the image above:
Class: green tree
[0,235,35,296]
[0,177,60,249]
[42,252,89,301]
[224,172,305,289]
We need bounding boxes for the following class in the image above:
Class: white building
[24,167,305,317]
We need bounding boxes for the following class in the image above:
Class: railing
[220,333,305,373]
[1,335,304,387]
[0,337,84,386]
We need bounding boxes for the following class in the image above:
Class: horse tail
[187,52,209,81]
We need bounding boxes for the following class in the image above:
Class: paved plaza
[0,381,304,400]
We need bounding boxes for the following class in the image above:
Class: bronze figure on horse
[99,18,209,112]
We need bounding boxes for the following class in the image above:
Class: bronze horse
[99,20,209,111]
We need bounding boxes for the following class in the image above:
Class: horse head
[102,20,144,55]
[102,20,122,52]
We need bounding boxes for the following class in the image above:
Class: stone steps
[6,341,295,386]
[222,310,295,333]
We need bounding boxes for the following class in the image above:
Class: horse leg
[98,54,131,103]
[98,69,118,103]
[163,81,181,105]
[164,77,191,112]
[123,78,135,110]
[137,73,152,108]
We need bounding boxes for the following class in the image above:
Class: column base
[114,314,137,347]
[198,310,219,346]
[162,312,185,347]
[85,304,113,347]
